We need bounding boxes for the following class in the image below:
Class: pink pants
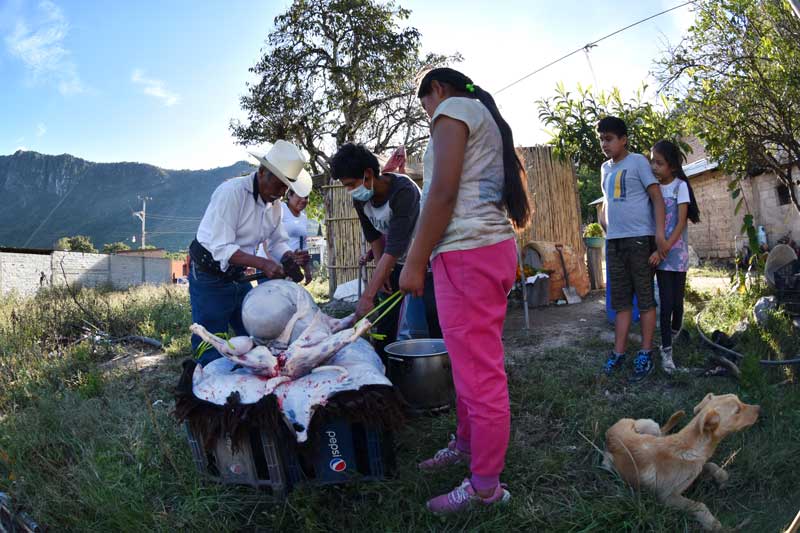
[432,238,517,481]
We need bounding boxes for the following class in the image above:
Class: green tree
[231,0,457,176]
[54,237,71,251]
[657,0,800,214]
[54,235,97,253]
[102,241,131,254]
[536,83,685,221]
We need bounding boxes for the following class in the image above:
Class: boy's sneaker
[603,352,626,375]
[629,351,654,382]
[660,346,677,374]
[418,437,470,471]
[426,478,511,515]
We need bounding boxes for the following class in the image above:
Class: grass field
[0,279,797,532]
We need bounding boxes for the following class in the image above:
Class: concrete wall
[0,252,52,297]
[688,167,800,259]
[0,250,172,297]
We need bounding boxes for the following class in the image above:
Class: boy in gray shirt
[597,117,666,382]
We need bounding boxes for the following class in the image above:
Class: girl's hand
[649,251,662,267]
[399,262,426,297]
[656,235,670,257]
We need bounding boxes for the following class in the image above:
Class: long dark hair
[417,68,531,229]
[651,140,700,224]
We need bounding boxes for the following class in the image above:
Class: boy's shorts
[607,236,656,312]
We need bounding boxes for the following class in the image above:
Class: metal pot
[385,339,454,412]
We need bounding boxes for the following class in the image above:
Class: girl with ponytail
[399,67,531,514]
[649,139,701,374]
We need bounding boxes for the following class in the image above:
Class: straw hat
[248,140,312,197]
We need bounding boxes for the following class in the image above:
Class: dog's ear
[701,408,720,434]
[694,393,715,414]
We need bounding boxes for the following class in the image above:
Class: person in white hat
[189,140,313,366]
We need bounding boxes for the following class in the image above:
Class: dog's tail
[660,410,686,434]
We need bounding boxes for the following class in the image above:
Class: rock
[687,246,700,268]
[753,296,777,326]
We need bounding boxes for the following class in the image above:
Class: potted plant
[583,222,605,248]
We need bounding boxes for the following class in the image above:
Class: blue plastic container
[286,416,393,487]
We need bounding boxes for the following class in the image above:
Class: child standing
[598,117,668,382]
[399,68,531,514]
[649,140,700,373]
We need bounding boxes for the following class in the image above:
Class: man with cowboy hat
[189,139,313,366]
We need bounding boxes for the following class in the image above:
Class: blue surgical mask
[349,175,374,202]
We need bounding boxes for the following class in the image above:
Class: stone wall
[0,250,172,297]
[688,167,799,259]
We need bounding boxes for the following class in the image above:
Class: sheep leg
[190,323,253,356]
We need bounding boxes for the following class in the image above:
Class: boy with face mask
[330,142,441,360]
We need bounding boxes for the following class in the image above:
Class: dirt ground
[504,291,610,356]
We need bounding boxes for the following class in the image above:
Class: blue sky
[0,0,693,170]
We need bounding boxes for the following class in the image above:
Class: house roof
[683,157,719,178]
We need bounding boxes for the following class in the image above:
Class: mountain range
[0,150,257,252]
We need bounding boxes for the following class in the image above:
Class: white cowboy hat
[248,140,312,197]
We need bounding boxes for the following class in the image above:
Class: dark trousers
[188,263,253,366]
[656,270,687,348]
[372,265,442,362]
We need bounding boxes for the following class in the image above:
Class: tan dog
[602,393,760,531]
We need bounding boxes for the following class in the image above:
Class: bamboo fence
[515,146,586,257]
[323,183,372,296]
[323,146,584,294]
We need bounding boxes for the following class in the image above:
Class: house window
[777,184,791,206]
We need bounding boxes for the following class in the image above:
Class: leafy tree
[54,237,71,251]
[231,0,458,177]
[657,0,800,214]
[536,83,686,221]
[102,241,131,254]
[54,235,97,253]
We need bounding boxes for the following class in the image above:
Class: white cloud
[36,123,47,137]
[4,1,84,95]
[131,68,180,106]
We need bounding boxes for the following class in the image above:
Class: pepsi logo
[329,458,347,472]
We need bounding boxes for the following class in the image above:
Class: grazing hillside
[0,150,255,251]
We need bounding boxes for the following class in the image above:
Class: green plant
[583,223,604,238]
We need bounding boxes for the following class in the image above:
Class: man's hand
[399,261,426,298]
[280,252,304,283]
[293,250,311,266]
[260,258,284,279]
[355,293,375,319]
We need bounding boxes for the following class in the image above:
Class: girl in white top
[400,68,531,514]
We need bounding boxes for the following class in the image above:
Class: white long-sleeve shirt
[256,201,308,258]
[196,174,291,272]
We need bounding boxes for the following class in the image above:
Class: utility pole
[133,196,152,249]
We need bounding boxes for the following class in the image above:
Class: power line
[495,0,697,95]
[147,213,202,221]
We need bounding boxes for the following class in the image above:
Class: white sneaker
[661,346,677,374]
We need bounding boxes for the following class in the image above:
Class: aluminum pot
[385,339,454,412]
